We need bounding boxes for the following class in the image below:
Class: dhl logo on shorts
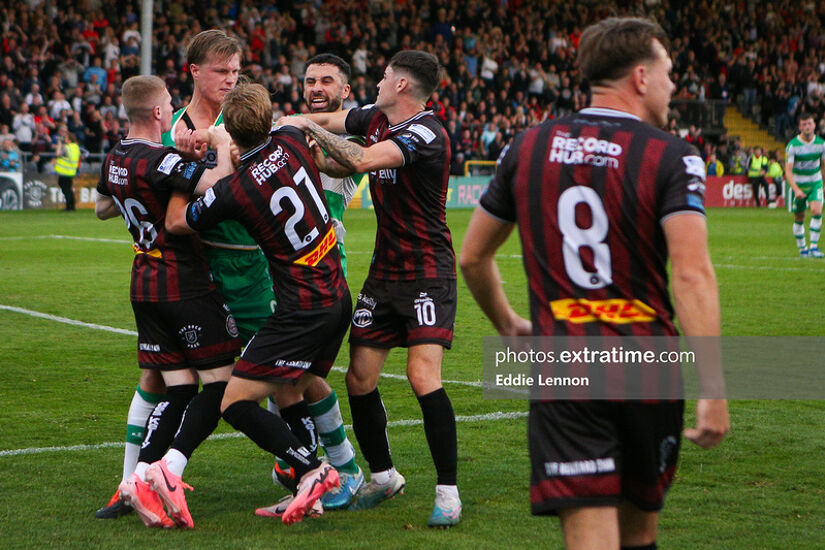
[133,243,162,258]
[551,298,657,324]
[294,228,337,267]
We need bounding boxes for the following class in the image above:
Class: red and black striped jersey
[97,138,212,303]
[185,126,348,311]
[480,108,707,337]
[346,105,456,281]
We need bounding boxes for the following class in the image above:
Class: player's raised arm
[192,126,233,195]
[279,114,404,173]
[663,212,729,449]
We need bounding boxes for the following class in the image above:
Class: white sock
[793,221,806,249]
[371,467,396,485]
[164,448,188,477]
[810,216,822,247]
[123,388,162,482]
[134,461,149,481]
[435,484,460,505]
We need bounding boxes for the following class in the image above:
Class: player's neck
[125,123,161,144]
[799,133,815,143]
[589,92,644,121]
[384,99,426,126]
[187,93,221,128]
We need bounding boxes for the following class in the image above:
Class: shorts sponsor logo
[544,458,616,477]
[139,342,161,352]
[357,293,377,310]
[157,153,182,175]
[352,308,373,328]
[550,298,657,324]
[179,324,202,349]
[226,315,239,338]
[659,436,678,473]
[274,359,312,369]
[286,446,311,465]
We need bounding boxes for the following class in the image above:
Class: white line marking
[0,304,137,336]
[0,411,528,458]
[713,263,821,272]
[330,366,481,387]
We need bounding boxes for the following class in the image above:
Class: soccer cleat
[255,494,323,519]
[427,487,462,528]
[809,247,824,258]
[145,459,195,529]
[800,247,810,257]
[95,489,134,519]
[117,474,174,528]
[272,460,297,494]
[321,465,365,510]
[282,463,339,525]
[348,470,406,511]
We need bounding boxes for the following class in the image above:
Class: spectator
[0,138,21,171]
[13,102,35,152]
[706,152,725,176]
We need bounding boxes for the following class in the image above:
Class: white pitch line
[0,304,137,336]
[713,263,821,272]
[0,411,528,458]
[329,366,481,387]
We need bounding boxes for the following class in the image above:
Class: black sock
[137,383,198,463]
[621,543,656,550]
[349,388,393,473]
[170,381,227,459]
[280,400,318,453]
[222,400,320,478]
[418,388,457,485]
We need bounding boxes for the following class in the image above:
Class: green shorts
[204,246,275,344]
[789,182,824,214]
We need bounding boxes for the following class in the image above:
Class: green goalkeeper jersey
[162,107,258,249]
[786,134,825,187]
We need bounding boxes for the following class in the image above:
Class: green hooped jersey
[162,108,258,248]
[786,134,825,187]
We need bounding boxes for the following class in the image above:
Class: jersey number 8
[558,186,613,289]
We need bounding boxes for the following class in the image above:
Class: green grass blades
[1,207,824,548]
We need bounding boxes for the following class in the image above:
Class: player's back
[98,139,214,302]
[209,126,348,310]
[482,108,706,337]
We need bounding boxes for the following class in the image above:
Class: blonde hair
[222,83,272,150]
[121,75,166,123]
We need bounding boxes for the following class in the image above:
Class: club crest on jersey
[352,308,374,328]
[179,324,202,349]
[226,315,239,338]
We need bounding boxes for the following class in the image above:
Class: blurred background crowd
[3,0,825,176]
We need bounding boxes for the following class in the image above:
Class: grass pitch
[0,207,823,549]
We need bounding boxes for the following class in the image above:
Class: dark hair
[799,112,815,122]
[186,29,242,67]
[306,53,351,84]
[577,17,670,85]
[389,50,440,101]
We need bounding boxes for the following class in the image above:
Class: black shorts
[348,278,456,349]
[528,400,684,515]
[132,292,241,371]
[234,293,352,384]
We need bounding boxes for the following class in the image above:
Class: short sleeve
[185,175,237,232]
[345,105,378,137]
[389,117,445,166]
[479,135,521,223]
[658,142,706,220]
[150,150,206,194]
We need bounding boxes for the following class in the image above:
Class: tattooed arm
[278,115,404,173]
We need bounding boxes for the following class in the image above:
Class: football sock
[371,467,396,484]
[169,381,227,461]
[163,448,188,478]
[794,221,806,249]
[349,388,393,473]
[810,215,821,247]
[621,544,656,550]
[280,400,318,453]
[123,385,164,482]
[222,400,320,478]
[417,388,457,486]
[137,384,198,465]
[308,390,359,474]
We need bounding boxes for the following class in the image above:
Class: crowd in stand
[4,0,825,175]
